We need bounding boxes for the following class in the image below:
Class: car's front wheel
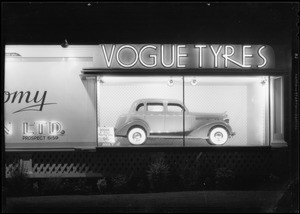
[207,126,228,145]
[128,127,147,145]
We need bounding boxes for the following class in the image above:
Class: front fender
[188,121,234,139]
[115,119,150,137]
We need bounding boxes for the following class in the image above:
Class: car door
[164,103,184,134]
[144,102,165,133]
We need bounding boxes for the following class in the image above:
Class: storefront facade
[3,3,298,179]
[4,43,294,177]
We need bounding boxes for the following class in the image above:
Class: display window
[96,75,284,147]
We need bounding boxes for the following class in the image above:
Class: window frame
[146,102,165,112]
[95,73,288,148]
[270,76,287,147]
[167,103,185,113]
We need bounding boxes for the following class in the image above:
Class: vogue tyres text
[98,44,274,69]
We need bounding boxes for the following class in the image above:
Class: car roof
[129,98,186,112]
[133,98,184,104]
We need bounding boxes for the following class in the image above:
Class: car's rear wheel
[128,127,147,145]
[207,126,228,145]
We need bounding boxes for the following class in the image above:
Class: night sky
[2,2,298,45]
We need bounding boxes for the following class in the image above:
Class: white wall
[5,46,98,149]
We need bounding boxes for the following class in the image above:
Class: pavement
[4,190,285,213]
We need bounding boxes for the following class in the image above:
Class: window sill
[271,141,288,148]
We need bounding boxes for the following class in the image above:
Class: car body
[115,99,235,145]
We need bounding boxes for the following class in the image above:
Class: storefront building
[4,3,298,180]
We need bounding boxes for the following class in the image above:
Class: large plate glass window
[96,75,285,147]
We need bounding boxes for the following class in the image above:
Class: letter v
[101,45,115,67]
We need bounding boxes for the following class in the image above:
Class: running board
[148,135,209,139]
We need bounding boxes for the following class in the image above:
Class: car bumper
[229,132,236,138]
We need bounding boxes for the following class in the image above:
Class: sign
[98,127,116,146]
[4,46,98,149]
[4,90,57,114]
[5,121,65,141]
[94,44,275,69]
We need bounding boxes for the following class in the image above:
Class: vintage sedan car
[115,99,235,145]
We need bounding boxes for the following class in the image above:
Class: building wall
[5,46,98,149]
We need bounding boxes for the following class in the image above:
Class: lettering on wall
[5,121,65,141]
[4,91,57,114]
[96,44,275,69]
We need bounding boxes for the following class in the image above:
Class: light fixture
[260,77,267,85]
[191,78,198,86]
[168,78,174,87]
[61,39,69,48]
[99,76,104,84]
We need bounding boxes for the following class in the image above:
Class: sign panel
[98,127,116,146]
[94,44,275,69]
[5,46,97,150]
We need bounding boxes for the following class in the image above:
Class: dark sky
[1,2,298,45]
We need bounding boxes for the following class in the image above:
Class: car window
[147,103,164,112]
[136,103,145,112]
[167,103,184,112]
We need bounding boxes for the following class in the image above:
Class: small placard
[98,127,116,146]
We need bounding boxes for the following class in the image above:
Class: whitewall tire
[128,127,147,145]
[207,127,228,145]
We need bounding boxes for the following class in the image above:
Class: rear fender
[115,120,150,137]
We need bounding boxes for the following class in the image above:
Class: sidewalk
[4,190,284,213]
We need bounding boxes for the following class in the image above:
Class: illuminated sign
[95,44,275,69]
[5,121,65,141]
